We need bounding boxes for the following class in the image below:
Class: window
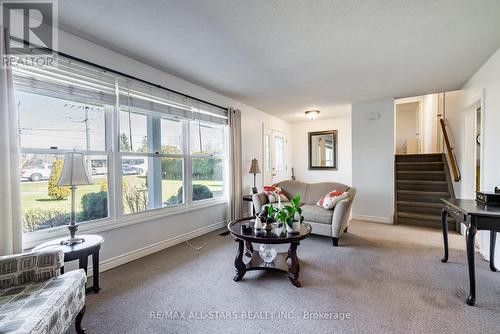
[13,53,228,236]
[264,134,271,172]
[161,118,182,154]
[275,135,285,171]
[16,91,107,151]
[190,121,225,201]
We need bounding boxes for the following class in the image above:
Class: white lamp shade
[57,152,92,186]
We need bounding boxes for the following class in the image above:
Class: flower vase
[286,220,301,234]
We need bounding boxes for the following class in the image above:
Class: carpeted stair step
[396,171,447,181]
[396,161,445,171]
[396,201,444,216]
[397,190,450,203]
[396,180,448,192]
[397,212,455,230]
[395,153,443,163]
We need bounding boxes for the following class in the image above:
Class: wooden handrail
[440,118,461,182]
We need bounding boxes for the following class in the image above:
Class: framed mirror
[308,130,337,170]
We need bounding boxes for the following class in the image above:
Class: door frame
[394,96,424,154]
[462,90,485,198]
[460,90,485,248]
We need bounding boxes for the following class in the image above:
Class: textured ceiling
[58,0,500,122]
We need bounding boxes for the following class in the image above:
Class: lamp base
[60,237,86,246]
[61,223,85,246]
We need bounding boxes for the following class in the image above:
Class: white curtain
[228,108,243,221]
[0,27,22,255]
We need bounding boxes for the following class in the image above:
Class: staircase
[395,153,455,229]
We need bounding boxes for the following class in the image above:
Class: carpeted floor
[70,220,500,334]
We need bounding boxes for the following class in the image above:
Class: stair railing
[439,118,461,182]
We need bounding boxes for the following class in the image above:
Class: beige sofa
[252,180,356,246]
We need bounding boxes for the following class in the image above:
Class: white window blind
[118,78,228,125]
[11,53,228,125]
[12,56,117,105]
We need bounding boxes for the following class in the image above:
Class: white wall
[27,30,292,269]
[352,98,395,223]
[291,116,352,185]
[460,47,500,264]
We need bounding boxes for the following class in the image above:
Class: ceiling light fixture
[305,110,320,120]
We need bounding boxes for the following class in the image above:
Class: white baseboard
[86,220,227,277]
[352,214,393,224]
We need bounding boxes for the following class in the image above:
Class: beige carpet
[70,220,500,334]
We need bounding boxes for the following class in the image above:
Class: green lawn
[21,176,223,217]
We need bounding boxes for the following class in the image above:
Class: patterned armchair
[0,250,87,334]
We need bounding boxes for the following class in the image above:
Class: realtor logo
[1,0,57,55]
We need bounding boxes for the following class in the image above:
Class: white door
[263,128,288,185]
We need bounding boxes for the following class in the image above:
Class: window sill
[23,198,228,250]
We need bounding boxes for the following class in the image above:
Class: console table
[441,199,500,306]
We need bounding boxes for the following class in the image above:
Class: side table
[243,194,256,216]
[32,234,104,294]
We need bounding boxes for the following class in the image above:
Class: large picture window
[12,54,228,235]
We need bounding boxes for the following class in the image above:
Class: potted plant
[268,194,304,234]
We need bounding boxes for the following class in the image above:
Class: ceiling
[58,0,500,122]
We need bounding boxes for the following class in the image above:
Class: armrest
[331,198,353,238]
[0,250,64,288]
[252,192,269,214]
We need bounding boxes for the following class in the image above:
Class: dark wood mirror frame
[308,130,338,170]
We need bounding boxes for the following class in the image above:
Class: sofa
[253,180,356,246]
[0,250,87,334]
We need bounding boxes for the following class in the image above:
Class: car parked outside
[21,163,52,181]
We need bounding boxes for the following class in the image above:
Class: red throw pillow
[317,191,347,210]
[263,186,288,203]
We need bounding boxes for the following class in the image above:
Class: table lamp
[58,152,92,245]
[249,158,261,194]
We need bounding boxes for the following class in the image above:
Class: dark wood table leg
[466,223,477,306]
[245,240,253,257]
[92,249,101,293]
[79,253,89,293]
[233,239,246,281]
[288,241,301,287]
[441,209,449,263]
[490,231,497,272]
[79,253,88,275]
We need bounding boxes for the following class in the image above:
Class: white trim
[23,199,227,249]
[395,96,424,105]
[85,220,227,277]
[352,214,393,224]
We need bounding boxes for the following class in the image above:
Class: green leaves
[267,193,304,228]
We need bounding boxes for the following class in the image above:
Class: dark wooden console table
[441,198,500,306]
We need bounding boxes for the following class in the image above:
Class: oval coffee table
[228,217,311,287]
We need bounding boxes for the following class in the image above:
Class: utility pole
[85,106,90,151]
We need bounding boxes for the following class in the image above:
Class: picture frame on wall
[308,130,337,170]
